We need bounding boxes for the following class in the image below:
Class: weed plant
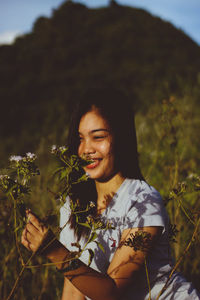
[0,96,200,299]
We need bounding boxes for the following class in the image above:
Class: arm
[61,277,86,300]
[106,226,163,296]
[21,212,162,300]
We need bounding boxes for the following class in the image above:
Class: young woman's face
[78,109,116,181]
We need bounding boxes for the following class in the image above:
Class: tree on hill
[0,0,199,149]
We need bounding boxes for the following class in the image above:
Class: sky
[0,0,200,46]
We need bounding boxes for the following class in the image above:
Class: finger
[26,226,47,248]
[27,211,40,225]
[27,212,48,234]
[27,212,47,233]
[21,232,32,251]
[26,222,40,235]
[21,228,28,243]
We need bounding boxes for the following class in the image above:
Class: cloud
[0,30,22,45]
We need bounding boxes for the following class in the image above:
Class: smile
[86,159,101,169]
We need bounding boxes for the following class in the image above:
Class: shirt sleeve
[123,185,168,230]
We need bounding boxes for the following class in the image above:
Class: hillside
[0,0,200,151]
[0,3,200,297]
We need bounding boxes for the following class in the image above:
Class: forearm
[61,278,86,300]
[21,212,118,300]
[46,239,118,300]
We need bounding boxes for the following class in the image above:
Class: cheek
[78,143,82,156]
[100,141,113,157]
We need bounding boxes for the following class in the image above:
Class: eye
[93,135,106,140]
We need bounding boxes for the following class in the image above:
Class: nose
[80,139,95,157]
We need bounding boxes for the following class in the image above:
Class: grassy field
[0,95,200,299]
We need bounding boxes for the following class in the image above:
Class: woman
[22,88,200,300]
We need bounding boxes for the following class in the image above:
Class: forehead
[78,110,109,131]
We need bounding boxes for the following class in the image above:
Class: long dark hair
[66,87,144,240]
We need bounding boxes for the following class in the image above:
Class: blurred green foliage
[0,1,200,299]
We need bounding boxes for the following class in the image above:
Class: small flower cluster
[9,152,37,163]
[188,174,200,191]
[9,155,23,162]
[86,214,114,230]
[0,174,10,180]
[0,174,11,190]
[51,145,68,155]
[168,223,179,243]
[124,231,152,252]
[89,201,95,208]
[0,152,39,200]
[26,152,37,161]
[169,182,187,199]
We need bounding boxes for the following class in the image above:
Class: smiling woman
[78,110,115,181]
[21,87,200,300]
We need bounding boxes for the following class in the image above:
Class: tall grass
[0,95,199,299]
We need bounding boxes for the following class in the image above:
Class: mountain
[0,0,200,146]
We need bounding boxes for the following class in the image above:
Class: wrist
[36,229,58,256]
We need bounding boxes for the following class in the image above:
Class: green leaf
[60,168,70,180]
[75,214,79,224]
[53,166,65,174]
[88,232,97,244]
[78,222,91,229]
[95,241,105,253]
[14,226,21,233]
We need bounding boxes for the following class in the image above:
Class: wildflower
[9,155,23,162]
[86,215,94,224]
[89,201,95,208]
[59,146,67,152]
[55,195,63,204]
[26,152,37,161]
[106,221,115,230]
[0,174,10,180]
[0,175,11,191]
[109,237,116,248]
[51,145,57,154]
[188,173,195,179]
[85,172,91,178]
[95,220,104,229]
[51,145,67,154]
[124,231,152,252]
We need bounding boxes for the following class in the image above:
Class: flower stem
[6,253,35,300]
[10,192,24,265]
[156,217,200,300]
[144,256,151,300]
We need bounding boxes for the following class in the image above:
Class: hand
[21,211,49,253]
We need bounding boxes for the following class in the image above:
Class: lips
[86,158,101,169]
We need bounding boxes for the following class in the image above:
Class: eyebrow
[91,129,109,133]
[78,129,109,135]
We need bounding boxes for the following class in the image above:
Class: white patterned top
[60,178,200,300]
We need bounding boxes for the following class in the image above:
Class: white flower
[89,201,95,208]
[51,145,57,153]
[51,145,67,154]
[0,175,10,185]
[0,174,9,179]
[59,146,67,152]
[9,155,23,162]
[26,152,37,160]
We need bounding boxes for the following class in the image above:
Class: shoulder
[122,179,168,229]
[123,179,163,208]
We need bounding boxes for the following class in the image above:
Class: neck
[95,172,125,201]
